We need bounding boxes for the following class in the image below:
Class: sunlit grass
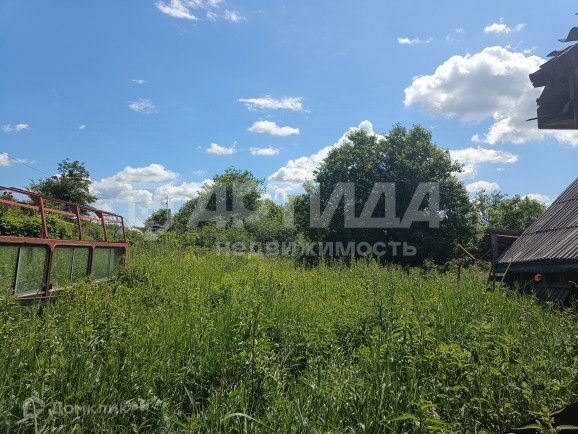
[1,242,577,432]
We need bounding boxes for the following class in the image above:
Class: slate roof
[498,177,578,265]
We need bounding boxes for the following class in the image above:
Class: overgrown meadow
[1,242,578,433]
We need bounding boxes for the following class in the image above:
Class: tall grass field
[1,242,578,432]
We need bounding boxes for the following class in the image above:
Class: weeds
[1,242,577,432]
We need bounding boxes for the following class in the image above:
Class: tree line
[15,124,546,265]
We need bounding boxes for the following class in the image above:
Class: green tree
[144,208,171,231]
[244,199,297,244]
[295,124,476,264]
[492,195,546,232]
[172,168,265,232]
[28,159,96,205]
[472,191,546,233]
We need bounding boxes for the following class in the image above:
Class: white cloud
[91,180,153,205]
[90,163,212,208]
[91,164,178,205]
[514,23,526,31]
[91,179,153,205]
[0,153,27,166]
[156,0,242,23]
[268,183,298,202]
[78,124,86,130]
[466,180,500,193]
[156,0,198,20]
[238,96,304,111]
[128,99,156,114]
[450,147,518,181]
[404,46,540,122]
[206,142,236,155]
[250,146,279,156]
[268,120,381,198]
[155,180,209,201]
[0,153,11,166]
[404,46,578,147]
[454,164,478,181]
[484,23,508,34]
[484,22,525,35]
[248,120,299,137]
[92,200,115,213]
[397,37,433,45]
[269,148,332,184]
[523,193,552,205]
[2,123,29,133]
[223,9,245,22]
[456,27,464,34]
[450,147,518,165]
[114,164,178,183]
[132,79,146,85]
[356,120,375,135]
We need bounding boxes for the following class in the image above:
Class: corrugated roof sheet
[498,177,578,265]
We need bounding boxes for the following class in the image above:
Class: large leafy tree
[295,124,476,264]
[28,159,96,205]
[172,168,265,232]
[472,191,546,234]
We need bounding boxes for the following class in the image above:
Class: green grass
[1,242,578,432]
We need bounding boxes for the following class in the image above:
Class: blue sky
[1,0,577,224]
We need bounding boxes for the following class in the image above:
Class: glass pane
[14,246,47,297]
[0,245,18,296]
[71,248,90,280]
[51,247,90,289]
[92,247,125,281]
[92,248,111,281]
[110,248,125,278]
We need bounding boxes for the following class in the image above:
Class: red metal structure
[0,186,128,300]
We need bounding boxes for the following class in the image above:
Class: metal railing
[0,186,128,300]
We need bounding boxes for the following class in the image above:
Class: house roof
[498,177,578,266]
[529,42,578,88]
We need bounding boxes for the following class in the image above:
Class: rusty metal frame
[0,186,128,300]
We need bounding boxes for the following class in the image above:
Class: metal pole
[36,196,49,239]
[99,212,108,242]
[75,205,83,241]
[13,246,21,296]
[43,246,53,298]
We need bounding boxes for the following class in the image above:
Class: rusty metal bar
[98,211,108,242]
[35,196,49,239]
[75,205,83,240]
[43,208,77,218]
[0,186,128,301]
[0,199,38,210]
[13,246,21,294]
[121,217,127,239]
[0,236,128,248]
[0,185,126,221]
[43,246,53,298]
